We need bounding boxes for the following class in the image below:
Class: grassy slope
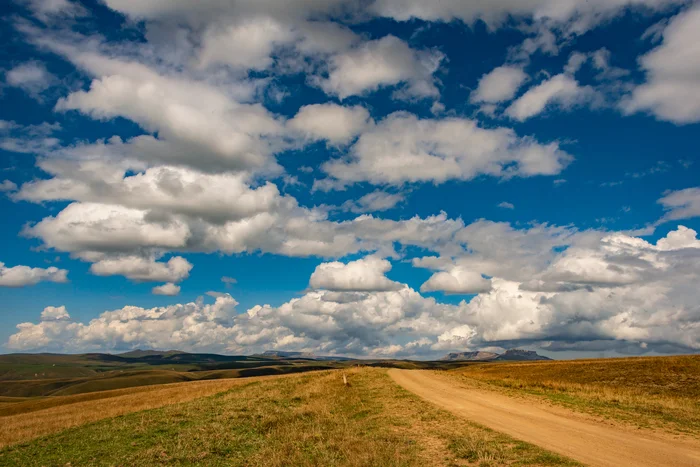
[0,368,579,467]
[0,378,265,448]
[445,355,700,435]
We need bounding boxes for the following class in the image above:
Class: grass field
[444,355,700,435]
[0,377,264,447]
[0,368,579,467]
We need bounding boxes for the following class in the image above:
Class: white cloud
[0,120,61,155]
[90,256,192,283]
[25,202,191,258]
[371,0,684,34]
[413,220,582,285]
[505,74,599,121]
[341,190,405,213]
[471,66,528,104]
[5,61,57,98]
[317,35,443,100]
[22,0,87,21]
[17,164,287,224]
[309,256,403,292]
[197,17,294,70]
[40,305,70,321]
[5,285,467,357]
[498,202,515,209]
[0,180,17,192]
[319,112,572,188]
[152,282,181,296]
[0,261,68,287]
[49,49,284,175]
[657,187,700,222]
[8,227,700,356]
[624,6,700,123]
[221,276,237,286]
[288,104,371,144]
[421,268,492,294]
[565,48,629,80]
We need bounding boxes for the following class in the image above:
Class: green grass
[0,368,579,467]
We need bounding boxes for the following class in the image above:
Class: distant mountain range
[257,351,355,361]
[440,349,552,362]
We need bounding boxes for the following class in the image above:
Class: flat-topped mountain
[440,351,499,361]
[441,349,551,361]
[496,349,551,361]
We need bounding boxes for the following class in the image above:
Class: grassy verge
[443,355,700,436]
[0,368,579,467]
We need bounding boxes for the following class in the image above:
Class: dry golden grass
[445,355,700,434]
[0,377,266,447]
[0,368,578,466]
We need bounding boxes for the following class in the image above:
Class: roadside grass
[0,368,579,467]
[445,355,700,435]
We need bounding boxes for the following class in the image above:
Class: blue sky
[1,0,699,359]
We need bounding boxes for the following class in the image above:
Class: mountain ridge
[441,349,552,362]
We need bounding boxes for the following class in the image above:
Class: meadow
[2,354,699,466]
[0,368,578,467]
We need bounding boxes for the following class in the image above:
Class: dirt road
[389,369,700,467]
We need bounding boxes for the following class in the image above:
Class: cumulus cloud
[421,268,493,295]
[90,256,192,283]
[16,163,287,224]
[412,220,582,287]
[309,256,403,292]
[505,74,599,121]
[6,0,700,359]
[0,261,69,287]
[624,6,700,123]
[7,227,700,356]
[498,202,515,209]
[289,104,372,144]
[197,17,294,70]
[471,65,528,104]
[40,305,70,321]
[319,112,572,188]
[317,35,443,100]
[152,282,180,296]
[5,289,441,355]
[45,47,284,175]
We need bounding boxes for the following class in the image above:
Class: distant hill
[441,349,551,362]
[260,351,316,359]
[0,350,357,385]
[440,351,499,361]
[118,350,186,359]
[258,351,355,361]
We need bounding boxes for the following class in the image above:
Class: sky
[0,0,699,359]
